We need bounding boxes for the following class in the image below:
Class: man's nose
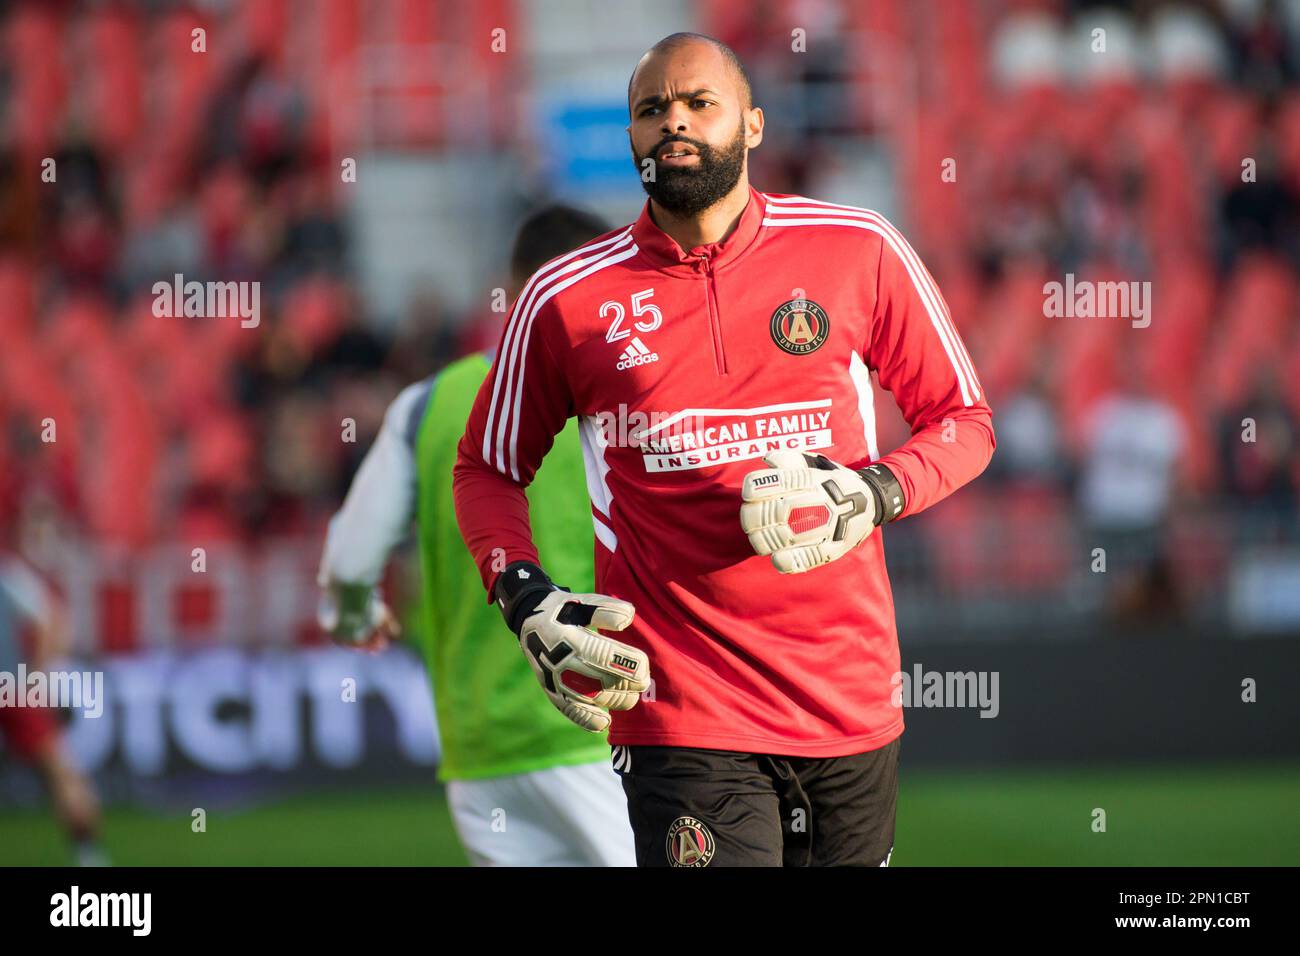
[659,101,691,134]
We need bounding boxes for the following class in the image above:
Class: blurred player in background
[0,553,106,866]
[318,206,636,866]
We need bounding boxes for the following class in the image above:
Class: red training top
[453,185,995,757]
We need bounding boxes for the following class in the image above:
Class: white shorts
[445,759,636,867]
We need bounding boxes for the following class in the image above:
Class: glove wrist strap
[494,561,558,635]
[855,463,905,526]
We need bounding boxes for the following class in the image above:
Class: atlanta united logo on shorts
[770,298,830,355]
[666,816,716,867]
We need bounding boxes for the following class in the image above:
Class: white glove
[515,588,651,733]
[740,450,902,574]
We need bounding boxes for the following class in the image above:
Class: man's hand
[740,451,904,574]
[318,584,400,654]
[496,562,650,733]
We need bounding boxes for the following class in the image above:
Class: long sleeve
[858,221,995,518]
[453,296,576,602]
[317,379,429,588]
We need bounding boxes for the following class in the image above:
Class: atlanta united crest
[666,816,716,867]
[770,298,830,354]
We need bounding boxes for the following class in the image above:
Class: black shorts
[612,737,900,867]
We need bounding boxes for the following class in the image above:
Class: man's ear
[744,106,764,149]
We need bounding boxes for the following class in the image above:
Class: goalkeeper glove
[495,561,651,733]
[740,450,904,574]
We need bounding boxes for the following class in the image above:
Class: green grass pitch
[2,764,1297,866]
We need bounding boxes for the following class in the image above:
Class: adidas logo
[616,337,659,371]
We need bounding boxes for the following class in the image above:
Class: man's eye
[692,99,713,108]
[641,106,661,117]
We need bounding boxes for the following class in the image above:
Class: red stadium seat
[240,0,290,64]
[83,7,144,157]
[0,258,36,338]
[5,6,66,156]
[284,277,349,355]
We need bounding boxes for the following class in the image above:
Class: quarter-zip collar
[630,184,766,274]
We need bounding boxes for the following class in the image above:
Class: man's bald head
[627,32,754,115]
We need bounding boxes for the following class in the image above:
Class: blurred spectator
[1077,353,1189,625]
[1224,0,1299,92]
[386,287,459,383]
[986,366,1069,490]
[1217,365,1300,532]
[1218,132,1300,269]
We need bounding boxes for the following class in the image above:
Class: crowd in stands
[1,1,1296,624]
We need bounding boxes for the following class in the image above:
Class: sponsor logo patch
[627,400,835,473]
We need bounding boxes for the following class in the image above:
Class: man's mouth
[658,143,700,163]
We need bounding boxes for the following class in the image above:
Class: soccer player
[453,33,996,866]
[0,552,107,866]
[317,205,637,866]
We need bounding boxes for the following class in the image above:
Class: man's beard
[636,123,746,217]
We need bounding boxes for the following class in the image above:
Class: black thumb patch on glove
[556,600,597,628]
